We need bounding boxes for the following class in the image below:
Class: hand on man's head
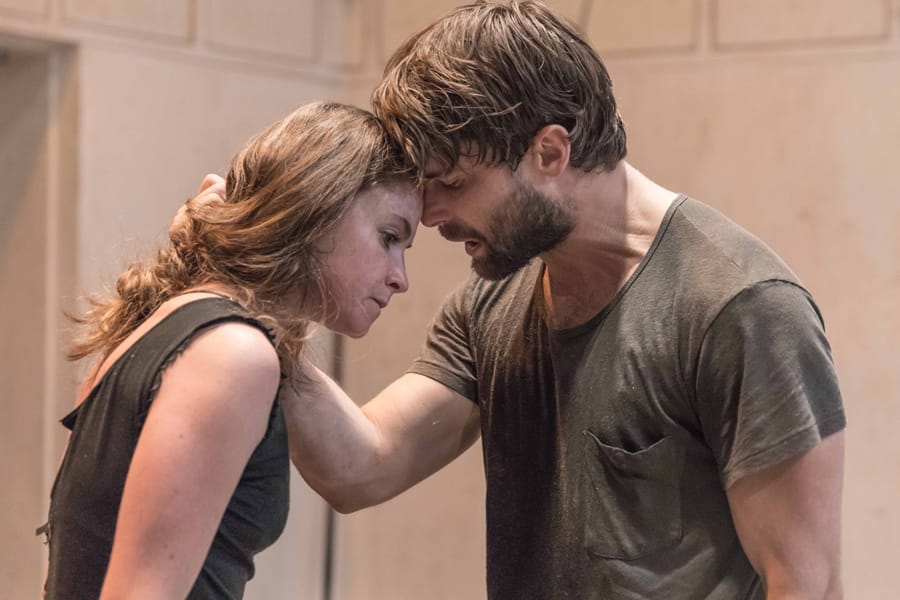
[169,174,227,242]
[196,173,227,204]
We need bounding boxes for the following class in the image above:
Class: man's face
[423,157,575,280]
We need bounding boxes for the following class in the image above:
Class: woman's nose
[386,258,410,293]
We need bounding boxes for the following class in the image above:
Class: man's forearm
[283,359,481,513]
[281,361,388,512]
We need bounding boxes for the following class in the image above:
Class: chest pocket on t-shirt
[582,431,685,560]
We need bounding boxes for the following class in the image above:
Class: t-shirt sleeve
[694,280,845,489]
[407,281,479,404]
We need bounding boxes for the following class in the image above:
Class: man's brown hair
[372,0,627,177]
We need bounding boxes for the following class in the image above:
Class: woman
[40,101,422,599]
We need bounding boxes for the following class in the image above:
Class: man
[201,2,845,597]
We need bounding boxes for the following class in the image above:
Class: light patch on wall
[586,0,698,53]
[0,0,47,17]
[205,0,316,61]
[63,0,192,40]
[715,0,889,47]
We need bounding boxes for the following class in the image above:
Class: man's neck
[539,161,678,329]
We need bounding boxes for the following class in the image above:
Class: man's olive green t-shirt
[410,196,845,599]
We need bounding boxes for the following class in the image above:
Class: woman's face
[318,182,423,337]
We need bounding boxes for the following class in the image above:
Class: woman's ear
[528,124,570,177]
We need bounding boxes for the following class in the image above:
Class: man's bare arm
[282,362,480,512]
[727,431,844,599]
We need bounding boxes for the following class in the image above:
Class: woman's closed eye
[380,231,400,248]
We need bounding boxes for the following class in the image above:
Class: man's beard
[440,179,575,281]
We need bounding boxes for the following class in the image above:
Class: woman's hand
[195,173,226,202]
[169,174,227,241]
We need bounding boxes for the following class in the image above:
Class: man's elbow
[292,463,395,513]
[763,563,843,599]
[288,449,407,513]
[317,481,393,514]
[320,486,374,514]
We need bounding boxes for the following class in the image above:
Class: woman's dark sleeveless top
[42,298,290,599]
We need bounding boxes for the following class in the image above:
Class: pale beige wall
[2,1,898,599]
[1,46,52,599]
[0,34,78,600]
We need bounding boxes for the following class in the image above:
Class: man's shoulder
[668,196,802,288]
[636,196,812,332]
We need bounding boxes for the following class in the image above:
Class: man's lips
[438,224,487,257]
[438,230,463,243]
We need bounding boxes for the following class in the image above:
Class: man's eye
[440,179,461,190]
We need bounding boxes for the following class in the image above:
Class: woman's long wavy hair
[69,101,409,377]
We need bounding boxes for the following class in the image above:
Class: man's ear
[528,124,570,177]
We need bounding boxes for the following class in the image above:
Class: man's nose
[420,190,449,228]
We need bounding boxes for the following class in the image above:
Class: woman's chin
[331,322,371,339]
